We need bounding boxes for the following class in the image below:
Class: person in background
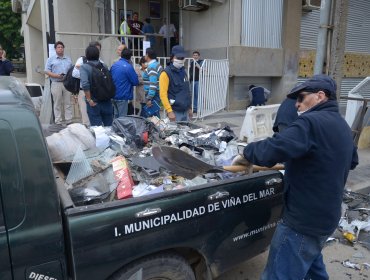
[80,46,113,126]
[72,41,103,126]
[272,97,298,133]
[159,45,192,122]
[159,19,177,56]
[110,49,139,118]
[189,51,203,114]
[114,44,127,63]
[232,74,358,280]
[134,56,147,116]
[142,18,156,49]
[248,84,271,107]
[129,12,144,56]
[119,15,131,44]
[44,41,73,124]
[0,47,14,76]
[143,48,163,118]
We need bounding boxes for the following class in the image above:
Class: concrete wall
[182,2,229,54]
[181,0,302,109]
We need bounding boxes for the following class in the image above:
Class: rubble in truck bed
[46,116,244,206]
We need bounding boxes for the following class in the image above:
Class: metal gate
[196,59,229,119]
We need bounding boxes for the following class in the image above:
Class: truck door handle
[208,191,230,201]
[265,178,282,186]
[135,208,162,218]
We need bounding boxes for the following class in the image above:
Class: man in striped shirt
[143,48,163,117]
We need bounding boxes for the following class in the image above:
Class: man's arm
[72,57,83,78]
[243,118,311,167]
[159,72,175,121]
[127,65,139,86]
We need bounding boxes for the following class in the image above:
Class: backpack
[63,56,87,94]
[87,62,116,101]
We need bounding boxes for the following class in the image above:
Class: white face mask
[173,59,185,69]
[297,110,308,116]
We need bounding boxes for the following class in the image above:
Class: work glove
[231,155,253,175]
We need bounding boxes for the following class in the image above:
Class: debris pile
[46,116,244,206]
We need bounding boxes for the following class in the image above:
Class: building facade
[14,0,369,109]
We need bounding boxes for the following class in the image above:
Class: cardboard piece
[111,156,134,199]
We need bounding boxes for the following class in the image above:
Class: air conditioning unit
[181,0,210,11]
[302,0,321,11]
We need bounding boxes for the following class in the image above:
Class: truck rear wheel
[110,252,196,280]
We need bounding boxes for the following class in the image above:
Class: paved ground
[196,109,370,279]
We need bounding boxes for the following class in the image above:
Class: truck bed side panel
[65,172,283,279]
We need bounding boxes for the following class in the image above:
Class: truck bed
[58,170,283,279]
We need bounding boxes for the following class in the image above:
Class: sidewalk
[196,109,370,193]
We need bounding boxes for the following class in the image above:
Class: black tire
[110,252,196,280]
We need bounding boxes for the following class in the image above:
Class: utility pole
[328,0,349,99]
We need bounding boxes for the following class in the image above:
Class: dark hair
[139,56,146,65]
[145,48,157,60]
[193,51,200,55]
[121,48,132,60]
[54,41,65,49]
[133,12,139,16]
[89,41,101,49]
[145,18,151,24]
[249,85,255,90]
[85,46,100,61]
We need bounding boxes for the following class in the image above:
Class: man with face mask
[232,74,358,280]
[159,45,192,121]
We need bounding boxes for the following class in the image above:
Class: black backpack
[87,62,116,101]
[63,56,87,94]
[88,62,116,101]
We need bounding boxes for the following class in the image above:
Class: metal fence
[195,59,230,119]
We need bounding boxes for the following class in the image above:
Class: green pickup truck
[0,77,284,280]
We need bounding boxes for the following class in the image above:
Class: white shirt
[72,56,104,79]
[159,24,176,38]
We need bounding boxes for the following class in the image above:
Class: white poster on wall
[48,44,56,58]
[143,41,151,55]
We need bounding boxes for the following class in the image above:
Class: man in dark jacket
[0,47,14,76]
[272,97,298,133]
[159,45,192,121]
[248,84,271,107]
[233,74,358,280]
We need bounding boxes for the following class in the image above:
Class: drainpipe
[111,0,115,34]
[179,6,183,45]
[313,0,332,75]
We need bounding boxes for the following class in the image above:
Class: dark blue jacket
[110,58,139,100]
[250,86,266,106]
[273,98,298,132]
[0,59,14,76]
[164,64,191,112]
[244,100,358,237]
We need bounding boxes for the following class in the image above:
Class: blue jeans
[261,222,330,280]
[174,111,189,122]
[86,100,113,126]
[192,81,199,113]
[112,99,128,119]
